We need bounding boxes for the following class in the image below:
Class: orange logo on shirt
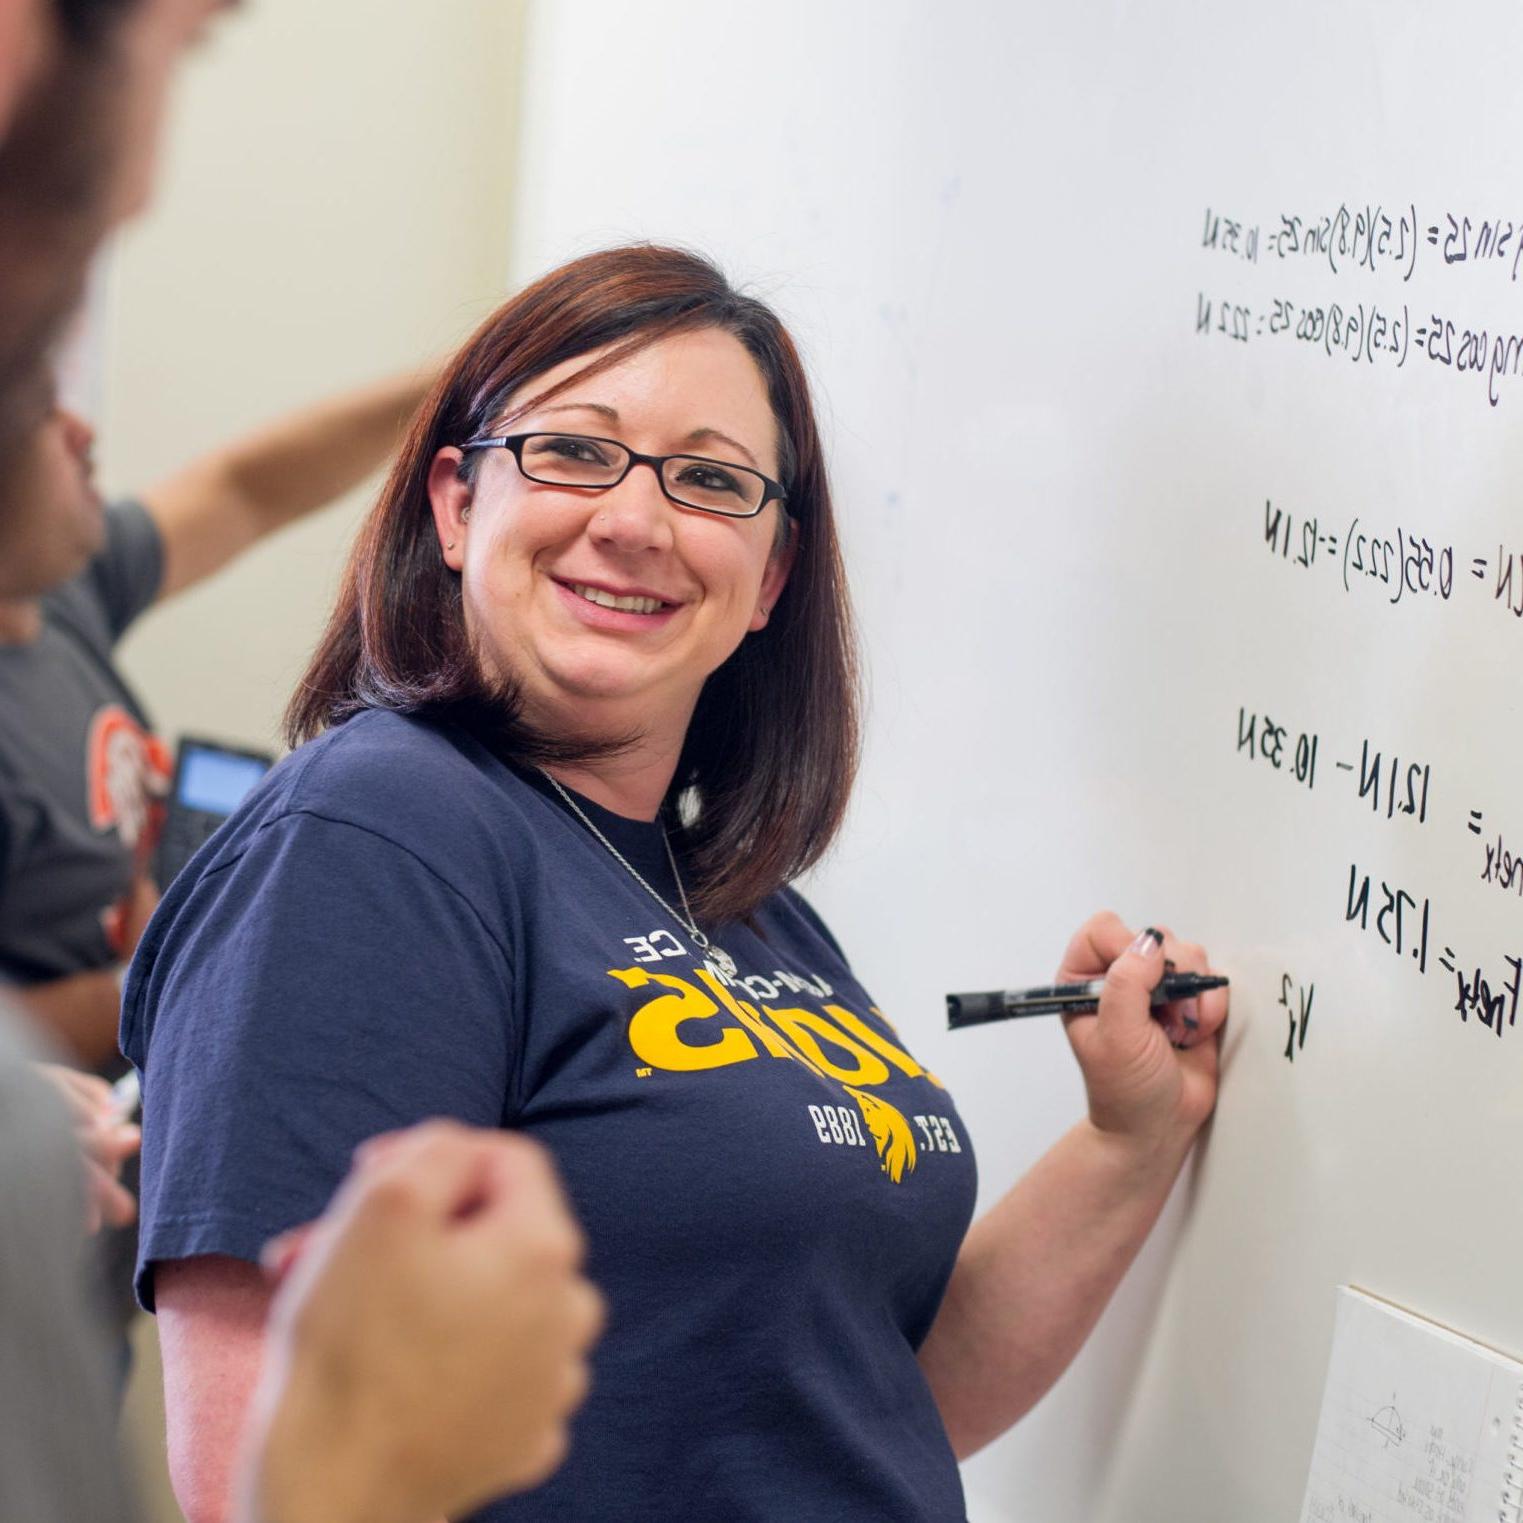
[86,704,171,852]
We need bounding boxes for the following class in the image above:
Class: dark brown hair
[0,0,134,506]
[287,245,860,925]
[54,0,141,46]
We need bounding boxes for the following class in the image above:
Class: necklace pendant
[537,770,739,981]
[688,927,737,979]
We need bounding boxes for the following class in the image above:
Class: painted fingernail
[1128,927,1165,957]
[1181,999,1200,1030]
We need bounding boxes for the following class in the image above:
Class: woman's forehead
[499,328,779,468]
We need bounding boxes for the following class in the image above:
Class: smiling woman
[288,245,858,923]
[126,243,1229,1523]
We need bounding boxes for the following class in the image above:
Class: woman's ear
[749,515,798,632]
[427,447,473,572]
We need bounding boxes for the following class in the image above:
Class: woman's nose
[588,459,674,550]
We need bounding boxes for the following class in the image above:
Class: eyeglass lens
[518,433,764,515]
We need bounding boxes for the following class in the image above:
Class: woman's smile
[553,576,682,623]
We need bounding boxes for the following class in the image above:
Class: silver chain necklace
[540,770,739,980]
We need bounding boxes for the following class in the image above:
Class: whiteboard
[510,5,1523,1518]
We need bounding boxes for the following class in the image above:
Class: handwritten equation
[1262,499,1523,623]
[1197,202,1523,406]
[1234,700,1521,1054]
[1196,292,1411,367]
[1197,292,1523,407]
[1303,1411,1475,1523]
[1205,202,1523,284]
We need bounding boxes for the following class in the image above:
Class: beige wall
[107,0,528,754]
[100,6,528,1518]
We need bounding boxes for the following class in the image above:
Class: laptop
[153,735,275,889]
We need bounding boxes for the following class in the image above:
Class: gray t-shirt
[0,501,166,1332]
[0,499,167,982]
[0,1004,136,1523]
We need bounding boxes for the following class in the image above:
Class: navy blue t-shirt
[123,709,978,1521]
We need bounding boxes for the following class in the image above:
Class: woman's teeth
[570,582,665,615]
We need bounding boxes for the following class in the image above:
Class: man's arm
[143,367,434,601]
[157,1123,602,1523]
[10,871,157,1068]
[0,1012,137,1523]
[13,971,125,1069]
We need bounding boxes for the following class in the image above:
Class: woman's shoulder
[754,881,853,973]
[279,709,522,826]
[223,709,539,875]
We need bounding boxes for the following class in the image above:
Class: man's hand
[34,1063,140,1231]
[19,873,156,1068]
[117,871,160,959]
[238,1121,604,1523]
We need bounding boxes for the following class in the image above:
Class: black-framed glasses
[458,432,787,519]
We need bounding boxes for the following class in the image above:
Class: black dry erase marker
[946,973,1229,1030]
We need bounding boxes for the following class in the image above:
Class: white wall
[98,9,527,1519]
[106,0,528,754]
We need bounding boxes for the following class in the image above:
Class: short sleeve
[85,501,164,640]
[127,809,515,1310]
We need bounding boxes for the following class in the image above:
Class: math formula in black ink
[1262,499,1523,627]
[1345,863,1431,976]
[1236,710,1430,831]
[1197,202,1523,407]
[1233,699,1520,1049]
[1204,202,1523,286]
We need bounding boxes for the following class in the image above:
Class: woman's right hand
[1056,912,1229,1155]
[241,1121,605,1523]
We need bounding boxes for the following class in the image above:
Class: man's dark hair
[53,0,142,47]
[0,0,129,484]
[0,0,137,516]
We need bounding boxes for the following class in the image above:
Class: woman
[126,245,1228,1522]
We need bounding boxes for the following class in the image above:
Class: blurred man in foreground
[0,3,602,1521]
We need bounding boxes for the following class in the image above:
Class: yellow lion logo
[844,1087,918,1183]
